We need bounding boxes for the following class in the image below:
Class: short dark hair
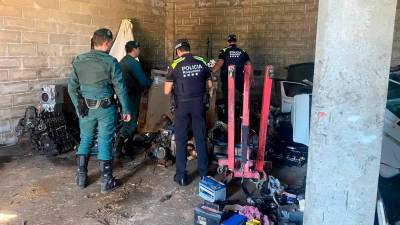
[175,39,190,52]
[92,28,113,47]
[125,40,140,53]
[227,34,237,43]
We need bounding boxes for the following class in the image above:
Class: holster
[203,92,210,111]
[170,93,178,114]
[77,91,89,117]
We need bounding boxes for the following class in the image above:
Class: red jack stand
[217,64,273,185]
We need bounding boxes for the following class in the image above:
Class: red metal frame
[218,64,273,180]
[256,65,273,172]
[227,65,235,170]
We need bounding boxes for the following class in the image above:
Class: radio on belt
[199,176,226,202]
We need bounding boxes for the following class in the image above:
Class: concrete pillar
[304,1,398,225]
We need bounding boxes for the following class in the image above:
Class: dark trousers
[174,100,208,179]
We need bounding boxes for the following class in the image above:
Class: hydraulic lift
[217,64,273,185]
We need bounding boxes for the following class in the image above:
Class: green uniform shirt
[120,55,152,95]
[68,50,131,115]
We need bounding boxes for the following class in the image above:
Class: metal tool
[217,64,273,184]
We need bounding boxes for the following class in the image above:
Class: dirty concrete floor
[0,141,307,225]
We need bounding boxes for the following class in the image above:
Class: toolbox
[221,214,247,225]
[199,176,226,202]
[194,204,225,225]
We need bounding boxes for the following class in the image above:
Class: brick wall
[1,0,400,145]
[0,0,165,145]
[392,2,400,66]
[165,0,318,77]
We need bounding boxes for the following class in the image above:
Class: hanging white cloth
[109,19,134,62]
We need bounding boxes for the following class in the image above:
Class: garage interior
[0,0,399,225]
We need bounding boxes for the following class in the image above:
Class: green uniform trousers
[77,105,117,160]
[119,93,140,138]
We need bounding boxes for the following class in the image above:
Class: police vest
[73,51,112,87]
[169,54,210,101]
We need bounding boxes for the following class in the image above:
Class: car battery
[221,214,247,225]
[199,176,226,202]
[194,204,225,225]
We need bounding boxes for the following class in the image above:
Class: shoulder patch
[222,46,233,52]
[171,57,185,69]
[193,56,207,65]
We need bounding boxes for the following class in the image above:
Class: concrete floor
[0,141,307,225]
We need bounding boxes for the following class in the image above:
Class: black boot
[100,160,122,193]
[76,155,89,189]
[174,174,188,186]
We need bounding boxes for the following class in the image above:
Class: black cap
[175,38,190,50]
[93,28,113,40]
[227,34,237,42]
[126,40,140,49]
[125,40,140,53]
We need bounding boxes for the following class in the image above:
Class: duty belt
[85,98,113,109]
[177,95,203,102]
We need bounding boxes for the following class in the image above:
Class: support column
[304,1,397,225]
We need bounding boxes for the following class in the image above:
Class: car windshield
[387,79,400,118]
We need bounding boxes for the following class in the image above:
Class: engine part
[17,85,78,156]
[41,85,64,113]
[18,108,77,155]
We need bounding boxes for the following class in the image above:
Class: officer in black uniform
[212,34,251,123]
[164,39,213,186]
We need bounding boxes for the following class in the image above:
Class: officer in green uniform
[68,28,131,193]
[117,41,152,151]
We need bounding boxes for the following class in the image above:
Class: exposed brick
[198,0,214,8]
[58,23,94,35]
[22,7,52,20]
[22,57,48,68]
[0,30,21,43]
[1,0,34,7]
[0,106,25,120]
[4,17,35,31]
[0,44,7,56]
[0,82,29,95]
[183,17,200,25]
[34,20,58,33]
[0,58,20,69]
[8,44,36,56]
[0,95,12,108]
[60,0,81,13]
[12,93,39,106]
[37,44,61,56]
[80,3,101,15]
[0,70,8,82]
[200,17,217,25]
[38,67,71,78]
[34,0,60,9]
[70,35,91,45]
[49,56,73,67]
[8,69,38,81]
[49,34,70,45]
[0,5,22,17]
[22,32,49,44]
[61,45,89,56]
[28,78,67,91]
